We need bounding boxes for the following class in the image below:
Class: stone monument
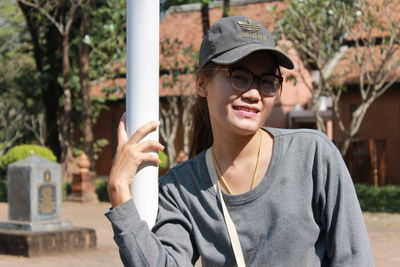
[0,156,96,257]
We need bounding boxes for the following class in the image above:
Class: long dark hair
[189,63,217,157]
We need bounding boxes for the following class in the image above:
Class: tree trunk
[60,28,73,181]
[222,0,230,17]
[339,100,373,156]
[340,137,352,157]
[182,95,195,156]
[312,94,327,133]
[160,97,179,167]
[201,1,210,37]
[79,3,95,171]
[18,3,62,159]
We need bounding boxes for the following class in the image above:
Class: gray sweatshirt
[105,128,374,267]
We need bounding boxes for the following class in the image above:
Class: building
[90,0,400,185]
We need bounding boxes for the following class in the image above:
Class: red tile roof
[335,0,400,84]
[334,45,400,85]
[160,1,286,50]
[93,0,399,100]
[92,1,304,102]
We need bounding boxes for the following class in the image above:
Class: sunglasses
[215,67,283,97]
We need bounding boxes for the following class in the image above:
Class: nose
[241,81,261,101]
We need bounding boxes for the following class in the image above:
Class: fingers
[139,151,162,165]
[117,117,160,148]
[128,121,160,145]
[136,139,165,153]
[117,113,128,145]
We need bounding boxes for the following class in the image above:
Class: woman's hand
[108,114,165,207]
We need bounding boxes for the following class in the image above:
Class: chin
[231,121,262,135]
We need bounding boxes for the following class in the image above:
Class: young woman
[106,16,373,266]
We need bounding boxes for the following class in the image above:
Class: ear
[196,77,208,97]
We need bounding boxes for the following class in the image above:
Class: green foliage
[355,184,400,213]
[63,182,72,201]
[87,180,400,211]
[275,0,358,77]
[62,179,109,202]
[0,180,6,202]
[72,138,109,161]
[0,1,44,152]
[161,0,199,12]
[93,139,109,160]
[158,150,169,169]
[96,179,109,202]
[88,0,126,80]
[0,144,57,173]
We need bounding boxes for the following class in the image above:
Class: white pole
[126,0,159,228]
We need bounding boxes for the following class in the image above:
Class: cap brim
[211,43,294,70]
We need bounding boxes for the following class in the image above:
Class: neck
[211,127,262,167]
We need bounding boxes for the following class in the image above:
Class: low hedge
[355,184,400,213]
[91,182,400,212]
[0,180,6,202]
[0,144,56,175]
[96,179,109,202]
[61,180,109,202]
[2,180,400,214]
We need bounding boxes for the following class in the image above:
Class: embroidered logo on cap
[236,19,267,40]
[237,19,261,32]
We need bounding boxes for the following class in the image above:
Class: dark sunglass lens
[231,69,252,90]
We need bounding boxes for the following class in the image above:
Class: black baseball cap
[199,16,294,70]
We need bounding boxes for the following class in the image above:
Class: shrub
[0,180,7,202]
[62,180,109,202]
[63,182,72,201]
[96,179,109,202]
[355,184,400,213]
[158,150,168,169]
[0,144,57,173]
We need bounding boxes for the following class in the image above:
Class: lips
[233,105,259,113]
[233,105,260,117]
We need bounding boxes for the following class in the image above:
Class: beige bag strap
[205,149,246,267]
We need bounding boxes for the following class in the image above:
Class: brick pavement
[363,212,400,267]
[0,201,399,267]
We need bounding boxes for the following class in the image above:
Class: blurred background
[0,0,399,266]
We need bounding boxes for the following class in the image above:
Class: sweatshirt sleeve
[320,147,374,267]
[105,185,198,267]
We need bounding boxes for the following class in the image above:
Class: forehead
[230,51,277,73]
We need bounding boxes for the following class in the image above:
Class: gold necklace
[211,129,263,194]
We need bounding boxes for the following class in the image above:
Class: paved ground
[0,201,399,267]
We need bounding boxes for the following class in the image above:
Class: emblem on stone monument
[38,184,56,215]
[43,170,52,182]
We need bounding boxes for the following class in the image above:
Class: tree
[18,0,86,178]
[277,0,400,156]
[222,0,230,17]
[160,39,197,167]
[276,0,358,134]
[17,0,124,177]
[200,0,210,36]
[78,1,94,169]
[0,0,45,153]
[17,2,63,159]
[161,0,194,11]
[331,0,400,155]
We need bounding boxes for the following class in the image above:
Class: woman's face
[199,51,280,137]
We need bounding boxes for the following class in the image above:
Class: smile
[233,106,259,113]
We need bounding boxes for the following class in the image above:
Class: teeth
[235,106,258,113]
